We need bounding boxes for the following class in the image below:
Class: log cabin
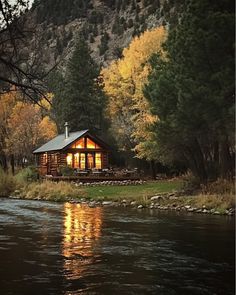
[33,123,110,176]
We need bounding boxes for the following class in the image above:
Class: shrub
[59,166,74,176]
[0,168,16,197]
[15,166,39,183]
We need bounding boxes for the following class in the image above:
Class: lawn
[83,179,183,201]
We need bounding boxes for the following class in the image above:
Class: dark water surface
[0,199,234,295]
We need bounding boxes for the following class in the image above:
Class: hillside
[26,0,182,69]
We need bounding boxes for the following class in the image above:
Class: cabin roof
[33,130,89,153]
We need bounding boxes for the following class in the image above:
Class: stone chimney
[64,122,69,139]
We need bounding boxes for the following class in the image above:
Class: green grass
[82,180,183,201]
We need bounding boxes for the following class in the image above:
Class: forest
[0,0,234,184]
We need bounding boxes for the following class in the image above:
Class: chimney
[64,122,69,139]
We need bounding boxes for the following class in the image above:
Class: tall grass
[193,194,235,211]
[23,181,84,201]
[0,168,16,197]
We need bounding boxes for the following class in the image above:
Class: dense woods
[0,0,234,184]
[144,0,234,182]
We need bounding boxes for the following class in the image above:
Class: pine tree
[52,36,105,132]
[145,0,234,182]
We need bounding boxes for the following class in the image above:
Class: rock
[130,201,137,206]
[202,209,208,213]
[89,201,96,208]
[137,205,144,209]
[185,205,191,209]
[196,209,202,213]
[150,196,163,201]
[121,199,127,204]
[102,201,113,206]
[10,195,20,199]
[187,208,194,212]
[213,211,220,215]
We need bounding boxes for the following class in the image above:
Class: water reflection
[62,203,103,280]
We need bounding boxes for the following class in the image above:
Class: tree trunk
[0,152,8,171]
[219,137,233,179]
[10,154,15,175]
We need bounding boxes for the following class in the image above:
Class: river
[0,199,234,295]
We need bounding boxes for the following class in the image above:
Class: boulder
[150,195,163,201]
[102,201,113,206]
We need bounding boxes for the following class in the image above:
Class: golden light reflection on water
[62,203,103,280]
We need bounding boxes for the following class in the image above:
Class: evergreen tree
[145,0,234,182]
[51,36,105,132]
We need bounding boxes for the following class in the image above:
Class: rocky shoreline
[9,192,235,217]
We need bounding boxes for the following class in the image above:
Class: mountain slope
[26,0,182,69]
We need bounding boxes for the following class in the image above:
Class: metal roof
[33,130,89,153]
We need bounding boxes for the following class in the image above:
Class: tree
[6,99,57,169]
[102,27,167,156]
[145,0,234,182]
[0,0,52,103]
[0,91,17,170]
[51,36,105,132]
[0,90,57,171]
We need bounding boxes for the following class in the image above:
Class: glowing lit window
[66,153,73,166]
[74,153,79,168]
[80,153,86,169]
[87,153,94,169]
[51,154,57,164]
[95,153,101,169]
[86,138,101,149]
[72,138,85,148]
[42,153,48,165]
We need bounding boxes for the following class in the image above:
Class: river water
[0,199,234,295]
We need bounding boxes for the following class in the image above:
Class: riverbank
[8,178,235,216]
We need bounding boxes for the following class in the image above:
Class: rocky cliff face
[25,0,181,70]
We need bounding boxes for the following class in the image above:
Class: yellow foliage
[102,27,167,155]
[39,116,57,141]
[4,98,57,158]
[36,93,54,111]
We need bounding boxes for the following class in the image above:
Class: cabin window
[51,154,58,164]
[72,138,85,148]
[80,153,86,169]
[74,153,79,168]
[87,153,94,169]
[87,138,100,149]
[95,153,102,169]
[66,153,73,166]
[42,153,48,165]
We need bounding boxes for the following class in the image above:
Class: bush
[59,166,74,176]
[15,166,39,183]
[0,168,16,197]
